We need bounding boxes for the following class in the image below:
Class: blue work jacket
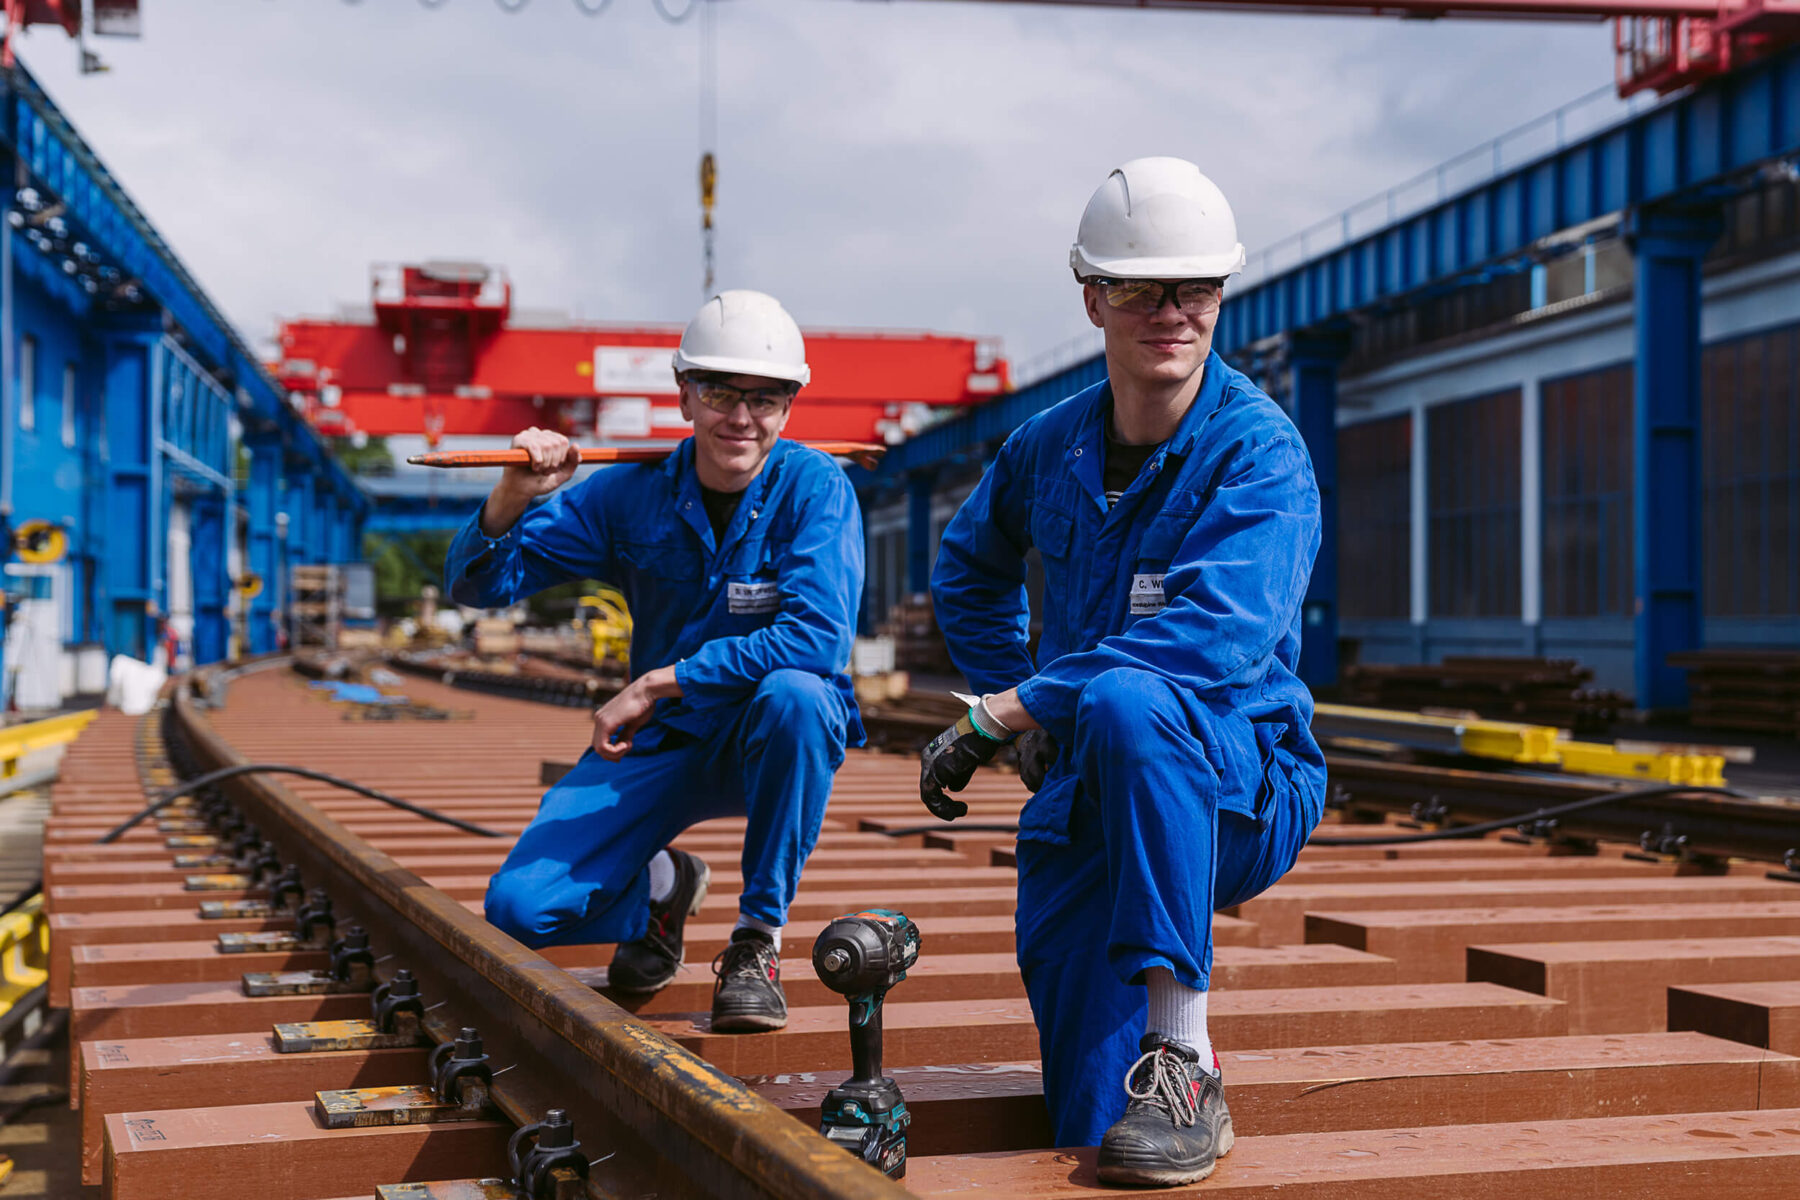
[444,438,866,752]
[931,351,1326,843]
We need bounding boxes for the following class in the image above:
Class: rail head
[172,663,910,1200]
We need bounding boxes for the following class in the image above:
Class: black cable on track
[96,762,504,844]
[871,783,1754,849]
[1306,781,1749,846]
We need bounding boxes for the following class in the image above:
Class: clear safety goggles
[1089,277,1224,316]
[690,379,797,419]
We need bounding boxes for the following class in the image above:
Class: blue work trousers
[484,669,849,948]
[1015,667,1319,1147]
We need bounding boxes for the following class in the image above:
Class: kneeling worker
[920,159,1327,1184]
[446,290,865,1033]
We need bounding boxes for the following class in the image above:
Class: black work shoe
[607,849,710,994]
[710,928,788,1032]
[1096,1034,1233,1188]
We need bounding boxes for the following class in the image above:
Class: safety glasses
[690,380,796,419]
[1090,277,1223,316]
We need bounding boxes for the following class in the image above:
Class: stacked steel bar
[1671,649,1800,735]
[1342,655,1629,730]
[37,660,1800,1197]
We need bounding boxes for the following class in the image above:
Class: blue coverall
[444,438,866,949]
[931,351,1328,1146]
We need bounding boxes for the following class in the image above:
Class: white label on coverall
[728,580,782,614]
[1129,573,1167,615]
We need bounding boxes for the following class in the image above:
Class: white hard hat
[1069,157,1246,281]
[671,290,810,387]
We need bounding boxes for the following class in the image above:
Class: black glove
[1014,729,1059,794]
[919,711,1006,821]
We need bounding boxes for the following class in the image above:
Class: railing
[1240,83,1660,288]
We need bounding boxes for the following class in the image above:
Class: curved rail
[168,659,908,1200]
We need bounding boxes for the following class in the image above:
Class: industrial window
[17,335,34,433]
[1339,413,1411,620]
[1542,364,1634,618]
[1427,388,1521,618]
[1704,322,1800,616]
[61,362,77,448]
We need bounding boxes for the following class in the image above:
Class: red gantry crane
[909,0,1798,96]
[274,263,1009,449]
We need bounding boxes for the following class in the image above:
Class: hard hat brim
[1070,245,1246,281]
[671,350,810,388]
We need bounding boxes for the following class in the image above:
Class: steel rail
[168,661,908,1200]
[1325,752,1800,865]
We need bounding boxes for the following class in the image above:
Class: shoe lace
[1123,1046,1200,1128]
[712,938,779,985]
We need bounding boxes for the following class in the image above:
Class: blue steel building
[0,63,361,709]
[861,48,1800,710]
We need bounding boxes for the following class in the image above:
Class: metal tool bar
[407,441,887,471]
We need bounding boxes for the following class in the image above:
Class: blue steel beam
[1215,46,1800,357]
[0,62,366,516]
[869,45,1800,492]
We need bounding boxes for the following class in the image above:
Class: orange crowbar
[407,442,888,472]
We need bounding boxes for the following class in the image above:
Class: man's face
[678,372,796,481]
[1083,278,1222,388]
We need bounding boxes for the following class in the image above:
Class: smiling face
[677,372,796,490]
[1083,279,1222,392]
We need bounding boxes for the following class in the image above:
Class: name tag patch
[728,580,782,614]
[1129,573,1166,615]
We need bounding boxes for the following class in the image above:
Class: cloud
[23,0,1619,369]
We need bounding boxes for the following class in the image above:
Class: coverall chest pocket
[617,540,701,619]
[1030,506,1076,632]
[722,536,788,622]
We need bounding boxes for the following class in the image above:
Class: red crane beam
[276,264,1008,448]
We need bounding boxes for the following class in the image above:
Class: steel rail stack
[38,656,1800,1197]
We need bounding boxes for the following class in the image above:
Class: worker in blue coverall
[445,290,865,1033]
[919,159,1328,1186]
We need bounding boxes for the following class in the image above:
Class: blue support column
[99,325,161,661]
[906,468,937,597]
[1626,206,1719,711]
[189,493,228,665]
[1289,331,1350,692]
[313,488,334,564]
[245,435,281,654]
[287,469,314,572]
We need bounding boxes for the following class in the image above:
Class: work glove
[1014,729,1059,794]
[919,710,1006,821]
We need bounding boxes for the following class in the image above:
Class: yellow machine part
[0,894,49,1018]
[0,709,96,779]
[581,588,633,669]
[13,519,66,565]
[1555,740,1727,787]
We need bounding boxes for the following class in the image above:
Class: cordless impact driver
[811,909,922,1178]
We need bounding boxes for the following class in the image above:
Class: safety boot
[1096,1034,1233,1188]
[607,849,709,993]
[710,928,788,1032]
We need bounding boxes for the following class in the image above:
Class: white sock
[734,914,782,951]
[647,850,676,904]
[1146,967,1216,1073]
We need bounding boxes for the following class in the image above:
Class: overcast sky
[20,0,1622,374]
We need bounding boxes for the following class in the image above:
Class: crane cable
[699,0,718,294]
